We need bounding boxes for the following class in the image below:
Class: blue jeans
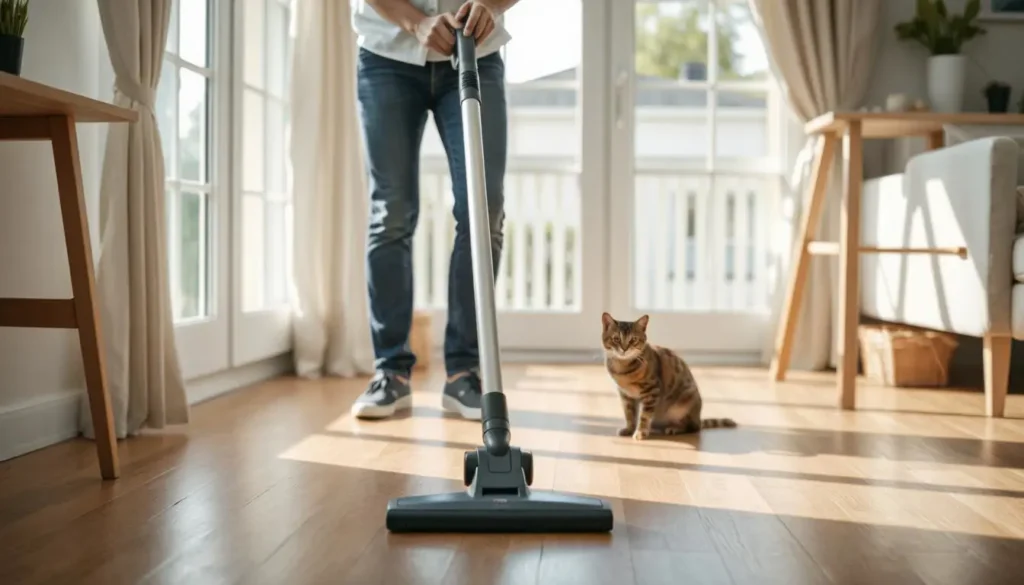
[356,47,507,378]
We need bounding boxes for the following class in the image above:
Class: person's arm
[366,0,460,55]
[457,0,520,40]
[365,0,428,36]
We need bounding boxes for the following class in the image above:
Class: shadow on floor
[325,429,1024,500]
[407,406,1024,470]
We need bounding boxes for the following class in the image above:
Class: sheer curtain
[87,0,188,438]
[289,0,375,378]
[750,0,883,370]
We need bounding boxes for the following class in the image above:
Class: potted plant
[983,81,1012,113]
[895,0,986,113]
[0,0,29,76]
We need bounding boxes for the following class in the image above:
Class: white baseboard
[0,392,81,463]
[187,352,293,405]
[0,353,294,463]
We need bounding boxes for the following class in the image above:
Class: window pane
[266,100,285,195]
[244,0,266,88]
[714,89,768,160]
[156,62,177,178]
[267,0,288,98]
[167,0,179,55]
[635,0,709,82]
[265,200,287,306]
[242,193,266,311]
[178,68,208,182]
[177,190,208,319]
[243,89,265,192]
[634,0,710,161]
[714,0,769,82]
[179,0,208,67]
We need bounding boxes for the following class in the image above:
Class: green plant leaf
[964,0,980,21]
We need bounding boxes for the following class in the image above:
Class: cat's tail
[700,418,737,429]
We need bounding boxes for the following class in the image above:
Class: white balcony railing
[413,157,776,314]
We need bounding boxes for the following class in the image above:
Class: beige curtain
[290,0,375,378]
[85,0,187,438]
[750,0,882,370]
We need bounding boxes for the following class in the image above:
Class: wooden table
[0,71,138,479]
[769,111,1024,415]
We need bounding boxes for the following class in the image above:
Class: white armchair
[860,135,1023,416]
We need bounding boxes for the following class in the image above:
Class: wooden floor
[2,365,1024,584]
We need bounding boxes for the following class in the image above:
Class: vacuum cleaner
[383,28,615,534]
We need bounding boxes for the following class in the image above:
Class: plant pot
[0,34,24,76]
[927,54,966,113]
[985,86,1012,113]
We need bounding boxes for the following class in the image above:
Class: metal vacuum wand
[455,29,510,457]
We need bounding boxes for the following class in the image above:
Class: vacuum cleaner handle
[455,28,511,456]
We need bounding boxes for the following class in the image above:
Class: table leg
[770,132,838,381]
[49,115,120,480]
[836,121,863,410]
[926,129,945,150]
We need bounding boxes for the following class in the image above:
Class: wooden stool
[0,72,137,479]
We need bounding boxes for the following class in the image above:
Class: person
[349,0,519,421]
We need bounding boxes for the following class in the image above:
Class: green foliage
[0,0,29,37]
[894,0,985,55]
[634,3,756,81]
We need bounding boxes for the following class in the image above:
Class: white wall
[0,0,112,460]
[864,0,1024,177]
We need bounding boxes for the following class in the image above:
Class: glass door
[608,0,783,355]
[413,0,609,352]
[158,0,232,379]
[231,0,295,365]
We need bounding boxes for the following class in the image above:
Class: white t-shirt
[352,0,512,65]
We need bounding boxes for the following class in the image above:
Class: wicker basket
[409,310,432,370]
[858,323,959,387]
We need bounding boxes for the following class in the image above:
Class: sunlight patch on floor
[276,431,1024,540]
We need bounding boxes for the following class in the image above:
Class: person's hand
[455,1,497,42]
[413,13,462,55]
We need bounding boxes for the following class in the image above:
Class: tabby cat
[601,312,736,440]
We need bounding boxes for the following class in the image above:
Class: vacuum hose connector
[482,393,511,456]
[456,29,481,104]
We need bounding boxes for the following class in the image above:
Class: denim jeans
[356,47,507,378]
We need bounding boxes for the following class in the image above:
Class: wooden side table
[0,71,138,479]
[769,111,1024,416]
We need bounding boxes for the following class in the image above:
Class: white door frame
[229,0,293,367]
[169,0,232,379]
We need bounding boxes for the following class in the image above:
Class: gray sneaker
[442,370,483,420]
[350,371,412,419]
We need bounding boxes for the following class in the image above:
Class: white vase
[927,54,967,113]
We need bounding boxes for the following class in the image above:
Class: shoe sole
[351,394,413,420]
[441,395,482,421]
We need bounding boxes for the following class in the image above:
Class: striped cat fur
[602,312,737,440]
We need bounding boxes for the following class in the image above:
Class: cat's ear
[601,312,614,328]
[635,314,650,331]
